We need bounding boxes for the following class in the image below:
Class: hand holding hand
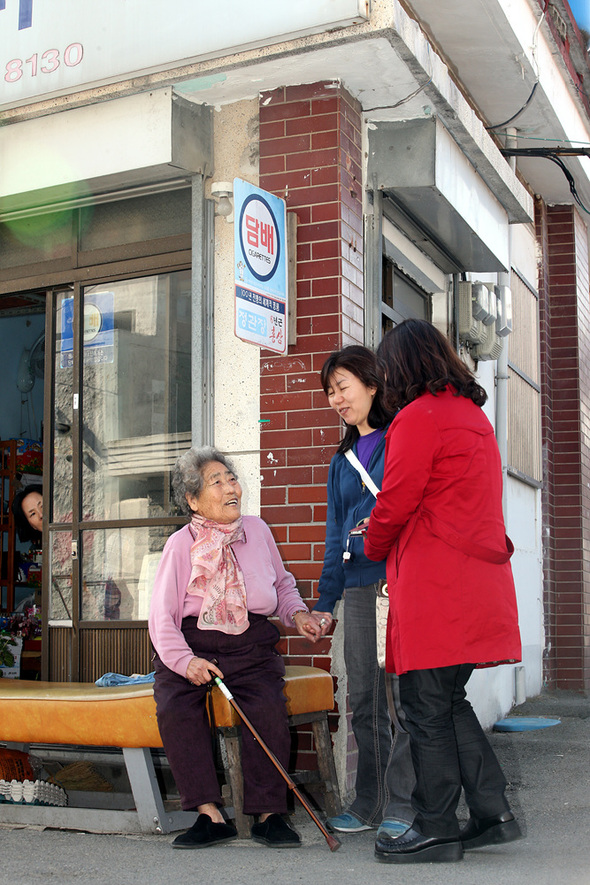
[311,611,333,637]
[186,656,224,686]
[293,610,323,643]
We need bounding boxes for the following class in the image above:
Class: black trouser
[153,613,290,814]
[399,664,510,838]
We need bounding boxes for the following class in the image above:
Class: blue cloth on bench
[95,671,156,687]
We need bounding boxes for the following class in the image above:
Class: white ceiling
[174,37,424,117]
[172,1,590,211]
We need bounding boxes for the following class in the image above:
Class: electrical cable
[364,77,433,113]
[488,1,546,131]
[495,133,590,146]
[501,146,590,215]
[546,154,590,214]
[487,80,539,131]
[391,76,433,109]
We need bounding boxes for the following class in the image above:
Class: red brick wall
[536,199,556,687]
[538,201,590,691]
[258,81,363,771]
[258,81,363,635]
[574,209,590,691]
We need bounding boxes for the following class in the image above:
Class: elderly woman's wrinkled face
[186,461,242,524]
[22,490,43,533]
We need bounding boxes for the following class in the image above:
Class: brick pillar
[539,202,590,691]
[258,81,363,774]
[536,199,556,687]
[258,81,363,637]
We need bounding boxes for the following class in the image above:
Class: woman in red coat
[365,319,522,865]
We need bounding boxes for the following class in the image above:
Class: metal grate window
[381,257,430,335]
[507,273,541,484]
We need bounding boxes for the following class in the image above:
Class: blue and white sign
[60,291,115,368]
[234,179,288,355]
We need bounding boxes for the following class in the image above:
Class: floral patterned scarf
[187,514,249,634]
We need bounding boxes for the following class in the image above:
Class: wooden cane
[213,676,341,851]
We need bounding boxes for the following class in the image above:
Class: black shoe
[251,813,301,848]
[374,827,463,864]
[460,811,522,849]
[172,813,238,849]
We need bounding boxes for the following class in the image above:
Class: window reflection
[49,530,73,622]
[81,526,175,621]
[53,293,74,525]
[81,270,191,521]
[49,270,190,623]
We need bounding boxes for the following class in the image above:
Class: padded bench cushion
[0,680,161,748]
[213,664,335,727]
[0,665,334,747]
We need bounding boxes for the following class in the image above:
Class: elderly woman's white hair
[172,447,238,515]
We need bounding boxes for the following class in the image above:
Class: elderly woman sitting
[149,447,321,849]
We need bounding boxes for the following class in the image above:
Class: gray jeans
[343,585,415,826]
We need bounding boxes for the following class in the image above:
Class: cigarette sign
[234,179,287,355]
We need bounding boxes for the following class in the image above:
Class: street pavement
[2,690,589,885]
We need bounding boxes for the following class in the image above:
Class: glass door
[46,270,192,680]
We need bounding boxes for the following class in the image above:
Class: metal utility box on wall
[457,281,512,361]
[367,118,510,272]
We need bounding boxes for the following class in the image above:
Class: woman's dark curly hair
[320,345,393,453]
[377,319,487,411]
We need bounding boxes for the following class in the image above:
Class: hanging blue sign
[234,178,287,355]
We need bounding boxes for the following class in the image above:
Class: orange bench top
[0,665,334,748]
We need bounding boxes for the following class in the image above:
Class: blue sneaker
[327,812,374,832]
[376,819,411,838]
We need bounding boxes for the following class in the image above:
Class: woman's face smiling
[22,490,43,533]
[326,368,376,436]
[186,461,242,525]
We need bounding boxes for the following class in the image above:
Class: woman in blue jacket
[312,345,415,837]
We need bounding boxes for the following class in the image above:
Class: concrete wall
[209,98,262,516]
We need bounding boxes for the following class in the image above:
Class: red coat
[364,388,521,675]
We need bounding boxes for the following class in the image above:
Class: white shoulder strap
[344,449,380,498]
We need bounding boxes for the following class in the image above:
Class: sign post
[234,179,288,355]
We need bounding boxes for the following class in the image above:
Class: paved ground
[2,690,589,885]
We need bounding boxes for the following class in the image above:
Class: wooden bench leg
[311,715,342,818]
[217,712,341,833]
[220,728,251,839]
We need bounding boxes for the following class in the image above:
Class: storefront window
[49,269,192,625]
[2,185,199,674]
[81,270,191,521]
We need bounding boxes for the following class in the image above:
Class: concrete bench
[0,665,341,836]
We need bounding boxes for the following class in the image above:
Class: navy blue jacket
[315,428,389,613]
